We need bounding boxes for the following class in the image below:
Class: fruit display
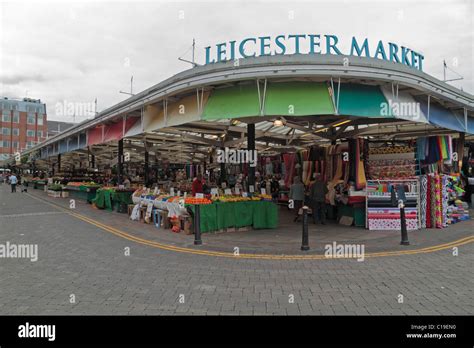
[256,194,272,201]
[212,195,251,202]
[184,197,212,205]
[66,181,100,187]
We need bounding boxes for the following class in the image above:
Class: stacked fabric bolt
[446,200,470,224]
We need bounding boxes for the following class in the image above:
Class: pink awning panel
[87,127,103,146]
[87,118,138,145]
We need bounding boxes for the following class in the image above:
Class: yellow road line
[26,192,474,260]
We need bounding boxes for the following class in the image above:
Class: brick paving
[0,183,473,315]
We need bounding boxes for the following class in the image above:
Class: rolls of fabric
[420,175,427,228]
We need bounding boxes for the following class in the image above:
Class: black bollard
[399,201,409,245]
[194,204,202,245]
[301,206,310,251]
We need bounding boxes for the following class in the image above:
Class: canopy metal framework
[9,54,473,174]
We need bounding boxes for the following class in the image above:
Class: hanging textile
[442,175,448,227]
[426,175,432,229]
[434,175,443,228]
[420,175,427,228]
[355,139,367,190]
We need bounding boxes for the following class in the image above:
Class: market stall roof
[14,54,474,167]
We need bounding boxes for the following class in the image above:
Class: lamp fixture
[273,119,284,127]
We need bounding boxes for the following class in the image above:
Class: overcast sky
[0,0,472,122]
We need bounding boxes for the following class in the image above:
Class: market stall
[64,182,101,203]
[92,187,135,212]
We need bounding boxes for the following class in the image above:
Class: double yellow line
[26,192,474,260]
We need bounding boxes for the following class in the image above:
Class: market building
[8,46,474,238]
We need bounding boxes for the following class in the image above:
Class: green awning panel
[264,82,334,116]
[335,83,392,118]
[202,84,260,120]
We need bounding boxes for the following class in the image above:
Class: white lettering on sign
[216,147,258,167]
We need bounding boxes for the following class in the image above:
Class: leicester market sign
[204,34,424,71]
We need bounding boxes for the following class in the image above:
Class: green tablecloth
[92,189,133,211]
[68,189,97,203]
[252,201,278,229]
[189,200,278,233]
[111,190,134,205]
[92,189,114,211]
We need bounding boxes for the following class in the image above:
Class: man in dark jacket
[310,174,328,224]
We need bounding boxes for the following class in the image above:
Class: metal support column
[57,154,61,173]
[248,123,255,189]
[117,139,124,185]
[144,150,149,186]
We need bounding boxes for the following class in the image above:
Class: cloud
[0,0,472,122]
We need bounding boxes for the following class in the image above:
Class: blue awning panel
[467,116,474,135]
[58,139,68,154]
[415,96,466,132]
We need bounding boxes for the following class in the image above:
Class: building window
[27,113,35,124]
[2,127,11,135]
[2,112,11,122]
[12,141,19,149]
[26,130,35,137]
[37,130,43,138]
[12,128,19,136]
[37,114,44,125]
[12,111,19,123]
[1,141,10,148]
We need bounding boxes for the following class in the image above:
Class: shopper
[289,176,305,222]
[123,176,131,189]
[271,176,280,202]
[310,173,328,224]
[10,173,18,193]
[192,173,204,196]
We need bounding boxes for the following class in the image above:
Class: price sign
[224,189,232,195]
[242,192,248,197]
[177,190,181,197]
[249,185,255,193]
[210,188,218,195]
[170,187,175,196]
[235,187,240,194]
[260,188,266,195]
[146,202,154,218]
[153,187,158,194]
[196,193,204,198]
[178,198,185,209]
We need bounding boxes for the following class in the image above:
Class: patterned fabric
[420,175,427,228]
[442,175,448,227]
[426,176,432,229]
[368,218,419,231]
[434,175,443,228]
[430,175,437,228]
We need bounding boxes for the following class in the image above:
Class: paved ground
[0,183,473,315]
